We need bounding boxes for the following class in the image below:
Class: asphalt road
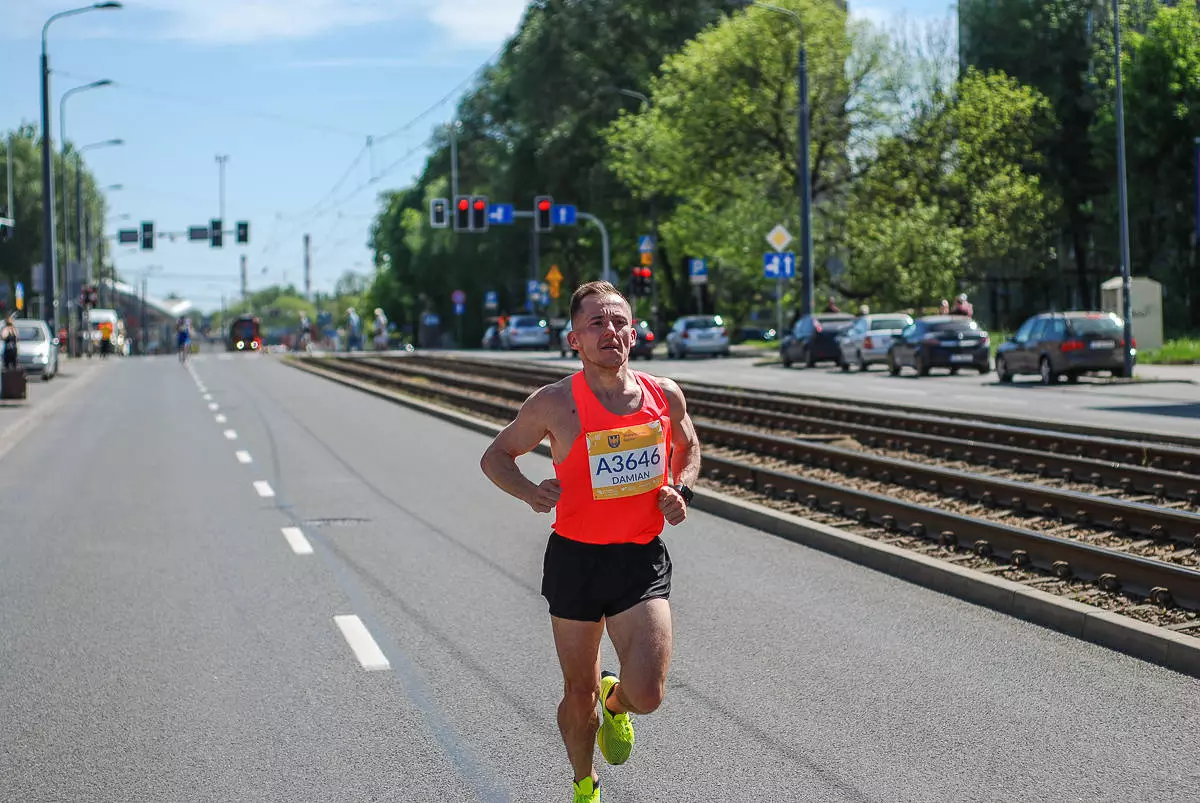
[459,348,1200,440]
[1,352,1198,802]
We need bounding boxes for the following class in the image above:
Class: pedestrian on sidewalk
[2,316,18,371]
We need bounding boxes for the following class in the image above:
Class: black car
[630,319,656,359]
[887,315,990,376]
[780,313,855,368]
[996,311,1133,384]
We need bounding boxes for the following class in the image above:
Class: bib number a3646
[586,421,668,501]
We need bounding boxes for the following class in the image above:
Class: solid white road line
[253,481,275,498]
[236,450,252,464]
[333,615,390,671]
[215,414,227,424]
[281,527,313,555]
[223,429,237,439]
[208,403,219,411]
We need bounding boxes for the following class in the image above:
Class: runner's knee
[560,679,600,715]
[619,677,665,714]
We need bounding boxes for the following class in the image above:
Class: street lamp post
[215,154,229,223]
[1111,0,1135,379]
[40,2,123,335]
[69,138,121,356]
[747,2,814,320]
[59,78,113,271]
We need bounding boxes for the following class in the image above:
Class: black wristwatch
[674,484,694,506]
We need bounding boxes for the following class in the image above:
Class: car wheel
[1113,366,1129,379]
[804,348,815,369]
[41,372,51,382]
[840,359,850,372]
[997,356,1013,383]
[857,351,868,372]
[949,366,959,376]
[1066,372,1080,384]
[915,354,930,377]
[560,349,567,357]
[644,351,653,360]
[1039,356,1058,385]
[888,354,900,376]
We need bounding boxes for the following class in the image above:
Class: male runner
[480,281,701,803]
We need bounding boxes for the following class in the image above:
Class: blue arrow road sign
[639,235,655,253]
[553,205,577,226]
[488,204,514,225]
[527,279,540,296]
[454,302,465,316]
[764,252,796,279]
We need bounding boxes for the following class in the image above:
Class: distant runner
[176,317,191,363]
[481,281,701,803]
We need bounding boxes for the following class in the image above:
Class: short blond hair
[569,281,629,322]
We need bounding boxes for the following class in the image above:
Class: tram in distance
[226,314,263,352]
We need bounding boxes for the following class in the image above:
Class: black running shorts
[541,532,672,622]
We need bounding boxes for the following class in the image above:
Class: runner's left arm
[659,378,701,487]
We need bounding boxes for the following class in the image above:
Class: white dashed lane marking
[215,414,227,424]
[223,429,237,440]
[281,527,313,555]
[334,615,390,671]
[253,481,275,498]
[236,451,252,464]
[203,394,212,401]
[208,403,219,411]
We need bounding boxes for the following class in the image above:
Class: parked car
[836,313,914,371]
[887,315,990,376]
[780,313,855,368]
[559,320,576,357]
[630,319,656,359]
[666,315,730,359]
[733,325,777,344]
[481,325,500,350]
[13,319,59,380]
[996,311,1133,384]
[499,315,550,350]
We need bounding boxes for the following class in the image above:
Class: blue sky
[1,0,953,312]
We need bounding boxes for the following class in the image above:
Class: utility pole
[1111,0,1135,379]
[449,121,459,200]
[304,234,312,300]
[40,47,58,333]
[240,254,247,303]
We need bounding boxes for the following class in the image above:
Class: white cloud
[10,0,528,46]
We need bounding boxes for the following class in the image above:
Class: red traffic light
[538,199,552,211]
[458,199,470,210]
[473,200,487,210]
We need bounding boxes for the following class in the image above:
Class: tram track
[293,353,1200,634]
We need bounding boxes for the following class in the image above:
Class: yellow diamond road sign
[766,225,793,253]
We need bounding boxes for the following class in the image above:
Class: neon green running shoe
[597,671,634,765]
[572,775,600,803]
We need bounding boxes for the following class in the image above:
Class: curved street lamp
[60,79,114,266]
[40,2,123,331]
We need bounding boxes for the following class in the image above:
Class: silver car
[13,319,59,380]
[837,313,913,371]
[500,315,550,350]
[666,315,730,359]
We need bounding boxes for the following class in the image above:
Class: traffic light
[430,198,449,229]
[210,219,223,248]
[631,266,652,296]
[534,195,554,232]
[236,221,249,245]
[141,221,155,251]
[471,196,489,232]
[454,196,471,231]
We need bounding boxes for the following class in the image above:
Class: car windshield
[686,316,723,330]
[15,325,45,341]
[930,320,980,334]
[1071,315,1122,336]
[870,318,909,331]
[512,316,542,328]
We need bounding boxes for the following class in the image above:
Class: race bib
[586,420,667,500]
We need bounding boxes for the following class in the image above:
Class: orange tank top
[552,371,672,545]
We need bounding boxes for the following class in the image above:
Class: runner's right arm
[480,386,562,513]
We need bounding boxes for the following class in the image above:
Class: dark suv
[887,316,990,376]
[996,311,1133,384]
[780,313,855,368]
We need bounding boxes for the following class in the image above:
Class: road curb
[287,356,1200,678]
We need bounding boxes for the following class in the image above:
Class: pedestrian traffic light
[535,195,554,232]
[430,198,449,229]
[454,196,471,232]
[141,221,155,251]
[471,196,489,232]
[236,221,249,245]
[210,219,223,248]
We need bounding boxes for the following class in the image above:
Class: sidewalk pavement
[0,359,106,461]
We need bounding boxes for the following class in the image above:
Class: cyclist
[176,317,191,363]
